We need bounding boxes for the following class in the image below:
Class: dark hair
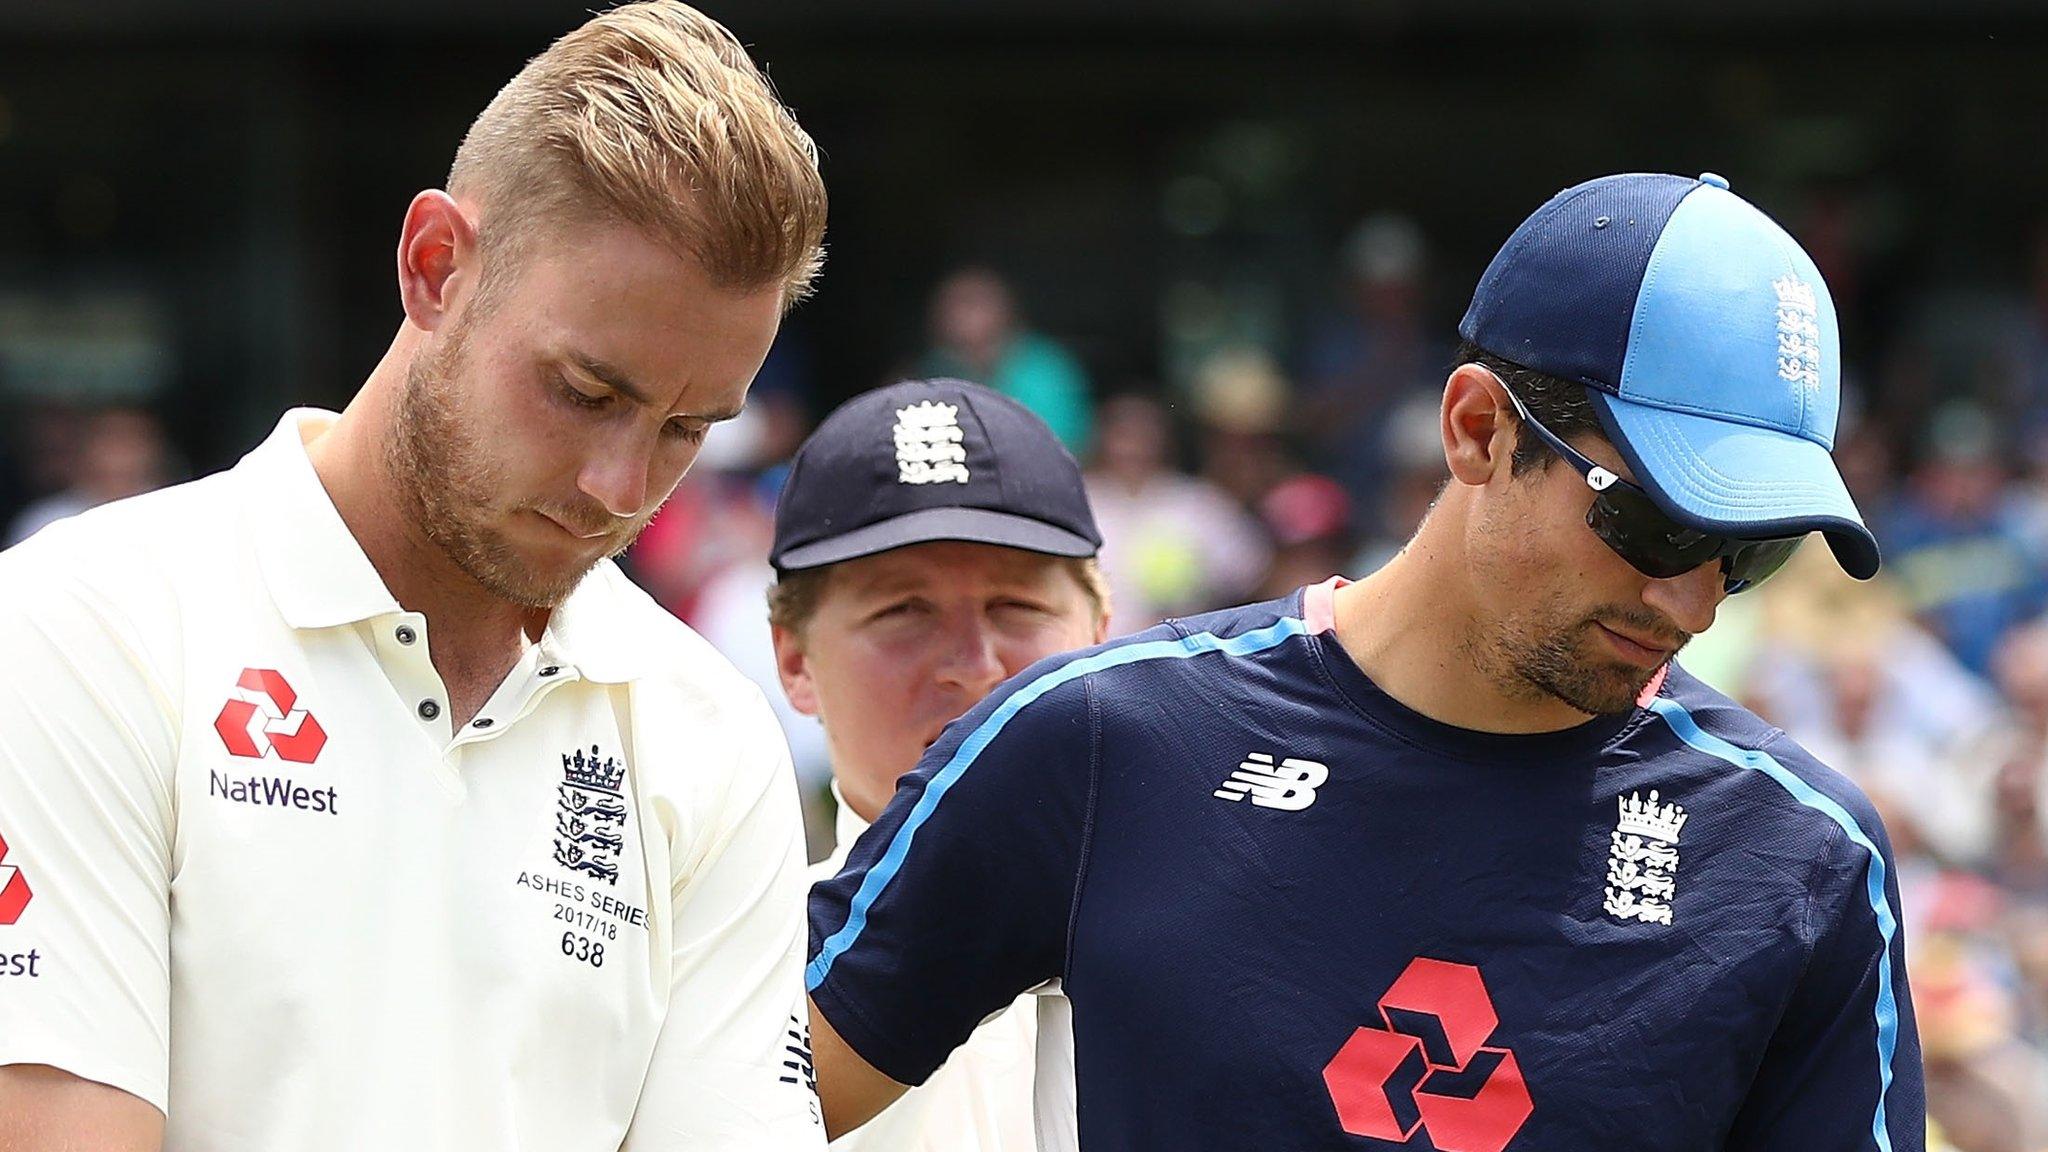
[1451,340,1603,478]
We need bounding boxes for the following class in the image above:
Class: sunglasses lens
[1589,490,1804,592]
[1722,536,1804,593]
[1587,490,1722,579]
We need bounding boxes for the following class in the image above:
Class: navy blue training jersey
[809,580,1924,1152]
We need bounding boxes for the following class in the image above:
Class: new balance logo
[1214,753,1328,811]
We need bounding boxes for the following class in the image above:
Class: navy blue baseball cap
[771,378,1102,574]
[1460,171,1880,580]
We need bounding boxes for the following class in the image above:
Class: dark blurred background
[5,1,2046,464]
[6,3,2048,1145]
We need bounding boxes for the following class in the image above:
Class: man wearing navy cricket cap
[807,175,1924,1150]
[772,379,1109,1150]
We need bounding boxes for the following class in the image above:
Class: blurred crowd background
[5,0,2048,1145]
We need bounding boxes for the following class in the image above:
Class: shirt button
[418,699,441,721]
[471,717,494,730]
[539,665,560,678]
[394,624,417,645]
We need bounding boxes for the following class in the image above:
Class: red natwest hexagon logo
[213,668,327,764]
[1324,958,1534,1152]
[0,827,31,925]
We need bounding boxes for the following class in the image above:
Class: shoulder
[1102,592,1320,686]
[0,473,243,666]
[579,564,788,787]
[1649,663,1780,749]
[586,563,765,709]
[0,471,241,594]
[1652,663,1895,871]
[0,482,234,774]
[944,591,1318,750]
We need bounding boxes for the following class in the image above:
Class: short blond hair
[769,556,1112,640]
[449,1,827,304]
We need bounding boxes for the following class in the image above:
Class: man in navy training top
[807,171,1926,1151]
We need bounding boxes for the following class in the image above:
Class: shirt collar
[240,407,650,684]
[829,778,871,848]
[243,408,403,631]
[540,561,651,685]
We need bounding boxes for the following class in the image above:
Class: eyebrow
[563,351,748,423]
[846,562,1061,600]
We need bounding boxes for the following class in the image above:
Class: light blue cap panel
[1592,180,1878,577]
[1617,185,1841,449]
[1598,396,1879,577]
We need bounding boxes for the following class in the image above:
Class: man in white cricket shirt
[0,4,829,1149]
[765,379,1111,1150]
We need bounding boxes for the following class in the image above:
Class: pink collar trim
[1302,575,1349,634]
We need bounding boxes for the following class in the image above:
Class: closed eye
[993,598,1053,615]
[867,599,930,623]
[551,371,610,410]
[664,418,710,445]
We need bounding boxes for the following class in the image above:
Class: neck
[1331,514,1599,735]
[306,330,545,712]
[831,765,891,828]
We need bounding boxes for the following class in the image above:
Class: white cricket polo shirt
[811,785,1038,1152]
[0,410,824,1151]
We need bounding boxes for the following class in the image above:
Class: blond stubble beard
[386,320,650,610]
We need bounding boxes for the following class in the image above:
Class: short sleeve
[622,687,825,1150]
[1726,802,1926,1151]
[0,556,177,1112]
[807,658,1095,1086]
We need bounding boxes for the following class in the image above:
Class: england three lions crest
[555,744,629,886]
[893,400,970,485]
[1603,789,1688,926]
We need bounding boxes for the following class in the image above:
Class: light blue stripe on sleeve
[1648,697,1902,1152]
[806,614,1311,991]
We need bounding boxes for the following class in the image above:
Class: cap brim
[774,506,1100,573]
[1590,393,1881,580]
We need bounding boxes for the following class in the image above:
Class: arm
[0,1065,162,1152]
[807,658,1095,1132]
[1726,815,1926,1151]
[621,690,825,1150]
[0,562,177,1145]
[809,997,910,1139]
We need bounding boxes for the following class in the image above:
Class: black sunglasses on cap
[1487,370,1804,594]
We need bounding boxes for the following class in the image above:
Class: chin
[471,552,597,610]
[1524,636,1662,717]
[1577,661,1664,715]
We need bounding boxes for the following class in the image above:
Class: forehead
[497,220,782,402]
[825,541,1075,597]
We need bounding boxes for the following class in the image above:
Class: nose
[934,619,1009,699]
[1639,560,1725,638]
[576,438,656,521]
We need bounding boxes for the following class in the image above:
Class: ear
[396,190,481,333]
[771,623,822,718]
[1440,363,1518,488]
